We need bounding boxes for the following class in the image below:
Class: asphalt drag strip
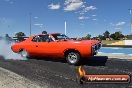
[0,67,43,88]
[0,56,132,88]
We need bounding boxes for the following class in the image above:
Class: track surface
[0,56,132,88]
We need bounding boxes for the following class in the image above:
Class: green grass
[102,40,121,45]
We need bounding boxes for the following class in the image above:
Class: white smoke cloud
[0,39,27,60]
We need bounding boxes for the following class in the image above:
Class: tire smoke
[0,39,27,60]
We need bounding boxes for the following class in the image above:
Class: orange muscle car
[11,33,101,65]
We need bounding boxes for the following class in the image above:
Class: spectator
[42,31,47,34]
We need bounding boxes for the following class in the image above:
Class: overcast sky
[0,0,132,37]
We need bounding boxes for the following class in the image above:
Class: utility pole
[129,9,132,33]
[29,13,32,36]
[65,21,67,35]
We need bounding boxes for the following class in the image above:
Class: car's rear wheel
[20,49,29,58]
[66,52,81,65]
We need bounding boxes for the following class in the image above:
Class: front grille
[92,45,97,56]
[91,43,102,56]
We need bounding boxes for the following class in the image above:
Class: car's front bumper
[92,43,102,56]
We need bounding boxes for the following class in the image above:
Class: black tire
[66,52,81,65]
[20,49,29,58]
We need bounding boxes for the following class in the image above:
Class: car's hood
[76,40,101,45]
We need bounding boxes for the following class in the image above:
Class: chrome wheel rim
[67,52,78,64]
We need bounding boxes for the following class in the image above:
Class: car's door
[27,35,44,56]
[31,35,62,57]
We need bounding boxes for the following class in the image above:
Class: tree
[98,35,105,40]
[110,33,116,40]
[85,34,91,40]
[82,34,91,40]
[4,34,12,41]
[125,34,132,40]
[15,32,25,37]
[5,34,10,39]
[103,30,110,39]
[15,32,26,42]
[110,31,124,40]
[5,34,10,38]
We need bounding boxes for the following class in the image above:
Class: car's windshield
[51,34,70,40]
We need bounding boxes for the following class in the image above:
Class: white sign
[124,40,132,45]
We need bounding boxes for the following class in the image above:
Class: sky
[0,0,132,37]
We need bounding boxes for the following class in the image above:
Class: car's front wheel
[66,52,81,65]
[20,49,29,58]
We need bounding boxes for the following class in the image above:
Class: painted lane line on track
[111,53,125,54]
[97,52,132,60]
[102,47,132,49]
[98,52,132,56]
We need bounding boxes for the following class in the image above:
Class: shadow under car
[30,56,108,66]
[81,56,108,66]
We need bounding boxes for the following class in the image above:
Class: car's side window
[32,36,40,42]
[32,35,53,42]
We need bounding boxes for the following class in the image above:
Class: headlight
[98,43,102,49]
[92,45,96,51]
[95,44,98,50]
[91,45,95,56]
[92,44,98,55]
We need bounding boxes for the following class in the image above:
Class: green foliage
[15,32,25,37]
[110,31,124,40]
[125,34,132,40]
[5,34,10,38]
[4,34,12,41]
[98,35,105,40]
[103,30,110,38]
[15,32,26,42]
[96,31,125,40]
[82,34,91,40]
